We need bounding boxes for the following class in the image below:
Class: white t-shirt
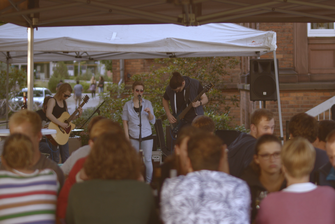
[61,145,91,175]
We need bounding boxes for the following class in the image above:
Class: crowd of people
[1,72,335,224]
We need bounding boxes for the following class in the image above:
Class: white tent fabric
[0,23,276,63]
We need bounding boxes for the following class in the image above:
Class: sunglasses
[64,94,71,98]
[135,89,144,93]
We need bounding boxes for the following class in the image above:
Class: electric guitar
[171,83,214,134]
[47,95,89,146]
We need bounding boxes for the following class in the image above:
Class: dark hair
[192,115,215,133]
[84,132,141,180]
[169,72,184,89]
[187,132,224,171]
[76,80,80,84]
[132,81,144,90]
[251,134,281,174]
[175,125,203,146]
[289,113,318,143]
[318,120,335,142]
[42,96,52,112]
[59,80,63,82]
[250,109,274,126]
[87,116,105,136]
[326,129,335,143]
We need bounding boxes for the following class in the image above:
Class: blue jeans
[50,142,70,164]
[130,139,153,183]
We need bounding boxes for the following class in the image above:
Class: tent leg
[27,27,34,111]
[6,53,9,128]
[273,51,284,143]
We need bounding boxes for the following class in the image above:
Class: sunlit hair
[326,129,335,143]
[169,71,184,89]
[281,137,315,178]
[250,109,274,126]
[132,81,144,90]
[3,133,34,169]
[84,132,141,180]
[318,120,335,142]
[87,116,105,136]
[9,110,42,136]
[187,132,224,171]
[175,125,203,146]
[42,96,52,112]
[192,115,215,133]
[54,83,72,100]
[89,119,124,140]
[289,113,318,143]
[251,134,281,174]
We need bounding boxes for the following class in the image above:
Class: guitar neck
[67,100,86,122]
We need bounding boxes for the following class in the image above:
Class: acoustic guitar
[48,95,89,146]
[171,83,214,135]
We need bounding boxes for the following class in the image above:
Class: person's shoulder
[316,185,335,195]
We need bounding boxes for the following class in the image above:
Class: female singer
[122,81,155,183]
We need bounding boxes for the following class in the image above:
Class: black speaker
[250,59,278,101]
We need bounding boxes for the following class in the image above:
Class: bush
[0,65,27,98]
[48,75,59,93]
[52,62,69,79]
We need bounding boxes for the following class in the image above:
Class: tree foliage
[100,60,113,72]
[0,62,27,98]
[52,61,69,79]
[98,57,247,132]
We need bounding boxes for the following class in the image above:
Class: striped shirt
[0,169,58,224]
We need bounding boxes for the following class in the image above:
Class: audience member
[241,134,286,222]
[317,129,335,188]
[61,116,104,176]
[228,109,275,177]
[161,131,250,224]
[313,120,335,150]
[66,132,160,224]
[288,113,328,183]
[0,110,64,186]
[0,133,58,223]
[98,76,104,93]
[57,119,124,220]
[256,137,335,224]
[191,115,216,133]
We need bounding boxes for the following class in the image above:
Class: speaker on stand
[250,59,278,107]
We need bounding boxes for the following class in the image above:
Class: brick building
[111,23,335,139]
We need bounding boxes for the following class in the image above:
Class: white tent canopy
[0,23,276,63]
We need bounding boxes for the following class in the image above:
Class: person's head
[54,83,72,101]
[9,110,42,151]
[59,79,63,83]
[318,120,335,143]
[186,132,226,172]
[84,132,141,180]
[87,116,105,136]
[252,134,282,176]
[169,72,185,92]
[89,119,124,147]
[289,113,318,143]
[76,80,80,84]
[174,126,203,175]
[99,76,104,81]
[192,115,215,133]
[2,133,34,170]
[132,81,144,98]
[250,109,275,139]
[42,96,52,112]
[281,137,315,179]
[325,129,335,168]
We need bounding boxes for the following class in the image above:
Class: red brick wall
[259,23,294,69]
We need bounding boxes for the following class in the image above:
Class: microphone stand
[138,95,142,150]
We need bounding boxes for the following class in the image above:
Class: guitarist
[163,72,208,132]
[46,83,82,163]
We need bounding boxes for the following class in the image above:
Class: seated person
[240,134,286,222]
[313,120,335,151]
[66,132,160,224]
[191,115,215,133]
[317,129,335,188]
[256,137,335,224]
[0,133,58,223]
[161,131,250,224]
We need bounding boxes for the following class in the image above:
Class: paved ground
[66,93,103,115]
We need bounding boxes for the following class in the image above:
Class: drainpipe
[118,59,124,97]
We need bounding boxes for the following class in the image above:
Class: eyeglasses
[64,94,71,98]
[258,152,281,160]
[135,89,144,93]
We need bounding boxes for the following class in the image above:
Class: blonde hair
[3,133,34,169]
[9,110,42,136]
[54,83,72,100]
[90,119,123,139]
[281,137,315,178]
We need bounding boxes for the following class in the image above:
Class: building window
[307,23,335,37]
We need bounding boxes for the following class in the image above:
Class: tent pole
[27,27,34,111]
[6,53,9,128]
[273,51,284,144]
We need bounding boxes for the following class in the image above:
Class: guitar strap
[174,89,188,114]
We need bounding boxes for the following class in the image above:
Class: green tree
[52,61,69,79]
[0,62,27,98]
[100,60,113,72]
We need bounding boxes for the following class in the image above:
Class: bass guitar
[171,83,214,134]
[47,95,89,146]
